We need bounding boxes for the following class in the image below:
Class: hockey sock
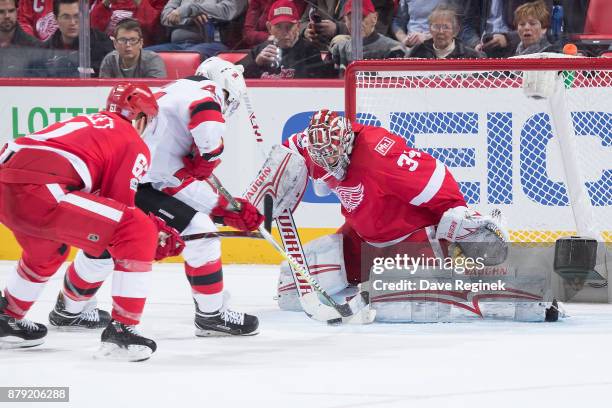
[3,260,53,319]
[186,260,224,313]
[62,251,114,313]
[110,260,152,326]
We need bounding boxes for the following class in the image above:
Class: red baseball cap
[343,0,376,17]
[268,0,300,25]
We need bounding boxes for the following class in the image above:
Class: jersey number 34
[397,150,421,171]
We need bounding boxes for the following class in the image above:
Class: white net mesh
[348,58,612,243]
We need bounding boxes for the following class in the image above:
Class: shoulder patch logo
[333,183,364,213]
[374,136,395,156]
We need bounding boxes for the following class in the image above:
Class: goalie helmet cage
[345,58,611,299]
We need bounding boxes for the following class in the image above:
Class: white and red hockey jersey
[285,123,467,244]
[143,77,227,189]
[6,112,149,206]
[18,0,58,41]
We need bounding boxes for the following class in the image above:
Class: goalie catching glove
[436,206,509,266]
[211,196,264,231]
[148,214,185,261]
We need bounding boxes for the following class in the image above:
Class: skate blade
[94,342,153,362]
[195,328,259,337]
[0,336,45,350]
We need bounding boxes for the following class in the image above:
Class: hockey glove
[148,214,185,261]
[175,143,223,181]
[211,196,264,231]
[176,154,220,181]
[436,206,509,266]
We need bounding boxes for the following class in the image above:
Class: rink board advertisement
[0,80,610,264]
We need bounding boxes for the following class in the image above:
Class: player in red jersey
[278,109,508,313]
[0,83,182,361]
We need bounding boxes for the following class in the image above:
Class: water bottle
[271,40,282,69]
[551,3,564,43]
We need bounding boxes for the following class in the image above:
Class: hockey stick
[243,93,267,163]
[209,174,373,323]
[181,231,264,241]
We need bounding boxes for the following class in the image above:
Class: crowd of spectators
[0,0,607,78]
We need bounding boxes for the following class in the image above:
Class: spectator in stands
[89,0,167,47]
[461,0,553,58]
[99,18,166,78]
[302,0,347,50]
[238,0,336,79]
[17,0,57,41]
[392,0,445,50]
[1,0,40,47]
[146,0,247,59]
[42,0,113,76]
[303,0,395,49]
[373,0,399,37]
[513,0,557,55]
[1,0,43,77]
[560,0,588,39]
[330,0,407,75]
[410,4,484,59]
[242,0,306,49]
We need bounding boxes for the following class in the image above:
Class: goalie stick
[212,180,373,324]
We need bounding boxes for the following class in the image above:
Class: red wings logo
[333,184,364,213]
[36,13,59,41]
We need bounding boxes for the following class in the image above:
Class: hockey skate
[194,303,259,337]
[49,293,111,330]
[0,291,47,349]
[96,320,157,362]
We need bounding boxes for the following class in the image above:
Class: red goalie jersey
[285,123,467,244]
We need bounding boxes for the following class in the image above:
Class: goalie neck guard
[306,109,354,180]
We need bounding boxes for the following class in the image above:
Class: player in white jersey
[135,57,263,336]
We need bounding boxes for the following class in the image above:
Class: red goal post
[345,57,612,244]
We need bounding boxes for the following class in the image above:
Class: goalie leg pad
[373,294,551,322]
[277,234,348,311]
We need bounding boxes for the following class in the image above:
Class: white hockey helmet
[195,56,246,117]
[306,109,355,180]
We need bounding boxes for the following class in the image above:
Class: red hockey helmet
[106,83,158,121]
[306,109,354,180]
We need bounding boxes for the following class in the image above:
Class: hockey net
[345,57,612,244]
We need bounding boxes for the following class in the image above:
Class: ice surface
[2,261,612,408]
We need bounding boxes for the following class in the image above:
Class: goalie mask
[306,109,354,180]
[195,57,246,117]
